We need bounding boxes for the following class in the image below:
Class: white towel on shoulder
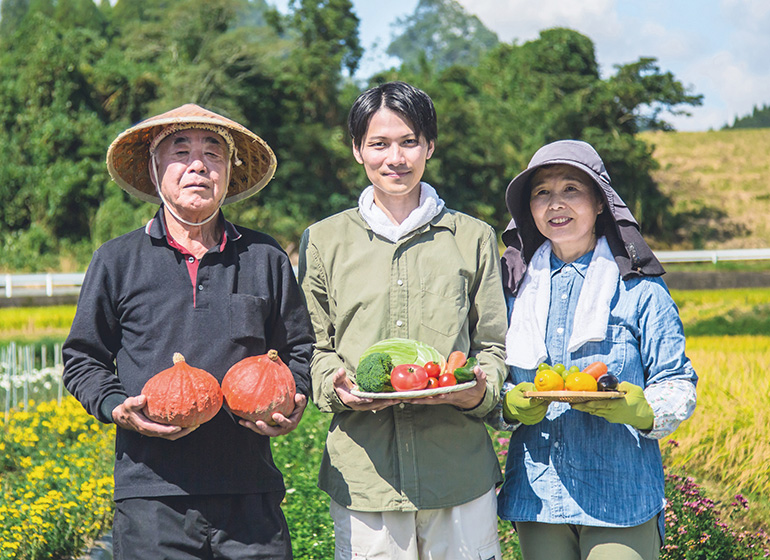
[505,237,619,369]
[358,182,445,243]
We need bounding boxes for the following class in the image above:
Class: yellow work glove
[572,381,654,431]
[503,382,549,425]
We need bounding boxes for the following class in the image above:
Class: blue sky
[273,0,770,132]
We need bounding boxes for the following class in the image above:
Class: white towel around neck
[505,236,619,369]
[358,182,445,243]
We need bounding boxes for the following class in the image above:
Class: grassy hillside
[640,128,770,250]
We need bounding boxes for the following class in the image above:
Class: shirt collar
[550,249,593,278]
[145,207,242,251]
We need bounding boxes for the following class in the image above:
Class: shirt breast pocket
[229,294,269,348]
[570,324,634,380]
[420,275,469,337]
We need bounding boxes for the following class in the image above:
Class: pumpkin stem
[267,349,279,361]
[173,352,186,364]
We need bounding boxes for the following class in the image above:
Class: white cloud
[721,0,770,22]
[720,0,770,75]
[453,0,770,130]
[455,0,619,44]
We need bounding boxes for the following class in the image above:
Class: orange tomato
[582,361,608,380]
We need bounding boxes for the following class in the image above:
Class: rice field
[0,306,75,337]
[2,290,770,557]
[666,335,770,520]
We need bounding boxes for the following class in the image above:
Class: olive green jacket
[298,207,507,511]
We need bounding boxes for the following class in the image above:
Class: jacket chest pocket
[420,275,469,337]
[229,294,269,349]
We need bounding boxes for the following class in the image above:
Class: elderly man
[63,104,314,559]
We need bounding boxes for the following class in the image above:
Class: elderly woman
[495,140,697,560]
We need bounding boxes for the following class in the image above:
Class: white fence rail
[1,273,85,298]
[653,248,770,264]
[2,248,770,299]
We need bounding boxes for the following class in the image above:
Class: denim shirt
[497,251,697,534]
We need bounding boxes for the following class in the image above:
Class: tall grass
[666,335,770,529]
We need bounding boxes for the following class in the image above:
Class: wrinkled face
[352,107,435,208]
[529,164,604,262]
[152,129,229,222]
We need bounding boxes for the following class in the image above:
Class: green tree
[0,11,114,270]
[380,27,702,236]
[725,103,770,129]
[388,0,498,71]
[0,0,30,35]
[225,0,364,248]
[0,2,703,273]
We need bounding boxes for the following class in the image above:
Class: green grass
[273,405,336,558]
[671,288,770,336]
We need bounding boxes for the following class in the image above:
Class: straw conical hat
[106,104,277,205]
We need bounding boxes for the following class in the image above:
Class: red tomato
[424,361,441,378]
[426,377,439,389]
[391,364,430,392]
[438,373,457,387]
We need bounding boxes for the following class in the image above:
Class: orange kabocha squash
[221,350,296,425]
[141,353,223,427]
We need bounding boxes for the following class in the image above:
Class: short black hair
[348,81,438,150]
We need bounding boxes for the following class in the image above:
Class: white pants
[330,488,502,560]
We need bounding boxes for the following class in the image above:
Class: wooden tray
[522,390,625,403]
[352,380,477,399]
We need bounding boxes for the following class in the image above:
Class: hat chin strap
[150,154,230,227]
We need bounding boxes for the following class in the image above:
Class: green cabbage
[360,338,445,368]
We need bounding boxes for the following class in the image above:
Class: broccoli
[355,352,394,393]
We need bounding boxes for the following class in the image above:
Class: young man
[298,82,507,559]
[63,104,315,559]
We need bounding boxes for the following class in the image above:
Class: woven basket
[522,390,625,403]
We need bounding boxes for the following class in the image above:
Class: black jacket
[63,209,315,500]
